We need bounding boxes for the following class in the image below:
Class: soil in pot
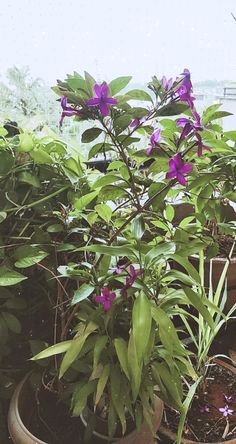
[161,361,236,443]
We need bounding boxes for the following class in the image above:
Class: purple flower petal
[95,296,105,303]
[101,83,109,97]
[180,163,193,174]
[166,170,177,180]
[86,97,101,106]
[146,146,153,156]
[108,292,116,301]
[105,97,118,105]
[94,84,102,98]
[173,154,183,169]
[99,102,109,117]
[177,173,187,186]
[177,118,190,128]
[103,300,111,311]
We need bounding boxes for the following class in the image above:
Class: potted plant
[159,246,236,444]
[7,68,217,443]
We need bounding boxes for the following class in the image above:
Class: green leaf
[74,190,99,210]
[224,131,236,142]
[72,284,95,305]
[18,133,34,152]
[110,365,126,435]
[127,331,141,400]
[30,148,53,164]
[31,340,72,360]
[114,338,130,380]
[92,174,121,189]
[183,287,214,330]
[114,115,132,134]
[109,76,132,95]
[151,306,185,355]
[145,242,176,266]
[93,336,108,370]
[0,212,7,223]
[0,151,14,176]
[18,171,40,187]
[1,312,21,333]
[177,377,202,444]
[59,322,98,378]
[81,128,103,143]
[72,380,97,416]
[95,363,110,406]
[130,214,145,241]
[47,224,64,233]
[14,246,48,268]
[95,204,112,222]
[77,244,136,257]
[0,267,27,286]
[170,255,201,283]
[156,102,188,116]
[126,89,152,102]
[132,293,151,363]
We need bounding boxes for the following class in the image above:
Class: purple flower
[95,287,116,312]
[177,111,205,147]
[86,83,117,117]
[146,129,161,156]
[219,405,234,417]
[224,394,234,404]
[176,69,195,109]
[200,405,210,413]
[161,76,173,91]
[60,96,83,126]
[130,118,140,129]
[114,264,127,274]
[120,265,143,297]
[194,133,211,157]
[127,265,143,286]
[166,154,193,186]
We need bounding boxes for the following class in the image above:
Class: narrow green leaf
[31,340,72,360]
[95,363,110,406]
[183,287,214,330]
[114,338,130,380]
[74,190,99,210]
[93,336,108,370]
[132,293,151,363]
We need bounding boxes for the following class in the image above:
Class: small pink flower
[95,287,116,312]
[219,405,234,417]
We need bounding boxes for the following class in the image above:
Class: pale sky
[1,0,236,85]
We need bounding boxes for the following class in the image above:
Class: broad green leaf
[145,242,176,266]
[224,131,236,142]
[170,255,201,283]
[0,267,27,286]
[132,293,151,363]
[95,204,112,223]
[31,340,72,360]
[0,152,14,176]
[81,128,103,143]
[126,89,152,102]
[152,362,183,410]
[130,214,145,241]
[74,190,99,210]
[14,246,48,268]
[47,224,64,233]
[156,102,188,116]
[18,172,40,187]
[1,312,21,333]
[114,115,132,134]
[109,76,132,95]
[18,133,34,152]
[92,174,121,189]
[114,338,130,380]
[30,148,53,164]
[72,284,95,305]
[59,322,98,378]
[95,363,110,406]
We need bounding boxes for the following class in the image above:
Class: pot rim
[160,359,236,444]
[8,372,47,444]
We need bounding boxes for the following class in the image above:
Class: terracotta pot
[160,359,236,444]
[8,373,163,444]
